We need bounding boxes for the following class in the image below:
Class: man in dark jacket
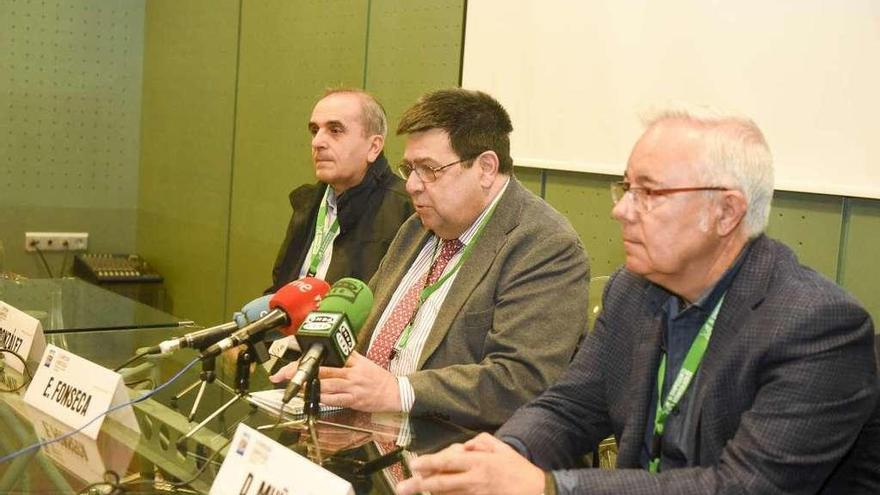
[268,89,413,292]
[396,106,879,495]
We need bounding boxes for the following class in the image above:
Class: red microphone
[200,277,330,360]
[270,277,331,336]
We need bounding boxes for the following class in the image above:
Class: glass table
[0,277,187,333]
[0,278,477,494]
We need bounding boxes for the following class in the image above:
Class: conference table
[0,277,476,494]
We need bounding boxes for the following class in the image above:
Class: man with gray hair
[396,107,879,495]
[268,89,413,291]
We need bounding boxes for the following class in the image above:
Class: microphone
[153,294,273,355]
[282,277,373,404]
[200,277,330,360]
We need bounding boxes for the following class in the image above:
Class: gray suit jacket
[358,178,590,429]
[497,235,879,494]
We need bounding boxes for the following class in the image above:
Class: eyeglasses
[610,181,729,213]
[397,156,476,183]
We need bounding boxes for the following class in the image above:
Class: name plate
[23,344,140,439]
[32,402,135,483]
[210,423,354,495]
[0,301,47,374]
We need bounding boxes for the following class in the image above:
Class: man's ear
[716,190,748,236]
[476,151,500,188]
[366,134,385,163]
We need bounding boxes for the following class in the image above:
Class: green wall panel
[765,191,843,281]
[543,170,624,278]
[138,0,240,324]
[840,199,880,325]
[224,0,370,315]
[1,0,143,278]
[515,166,542,197]
[1,0,144,209]
[365,0,466,163]
[132,0,878,333]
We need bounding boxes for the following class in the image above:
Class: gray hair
[322,88,388,138]
[643,105,774,237]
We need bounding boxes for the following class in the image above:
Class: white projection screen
[462,0,880,198]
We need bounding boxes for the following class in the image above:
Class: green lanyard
[648,294,725,473]
[307,187,340,277]
[393,200,500,354]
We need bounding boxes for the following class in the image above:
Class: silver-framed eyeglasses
[397,156,476,183]
[610,181,729,213]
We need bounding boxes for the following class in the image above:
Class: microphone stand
[303,375,324,465]
[303,375,322,419]
[171,354,236,422]
[177,341,265,445]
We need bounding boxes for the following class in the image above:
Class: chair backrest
[588,275,610,332]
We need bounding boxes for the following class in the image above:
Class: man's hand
[268,360,298,384]
[318,351,401,412]
[395,432,545,495]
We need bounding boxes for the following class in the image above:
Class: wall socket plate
[25,232,89,252]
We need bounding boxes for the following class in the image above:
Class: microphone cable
[112,348,156,372]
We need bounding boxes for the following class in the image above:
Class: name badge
[23,344,141,440]
[0,301,47,375]
[210,423,354,495]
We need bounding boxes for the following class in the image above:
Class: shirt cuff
[397,376,415,413]
[500,435,531,459]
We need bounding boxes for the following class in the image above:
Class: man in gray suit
[271,88,590,429]
[396,107,879,494]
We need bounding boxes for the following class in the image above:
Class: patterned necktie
[367,238,464,369]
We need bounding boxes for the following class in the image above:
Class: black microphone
[282,278,373,404]
[200,277,330,361]
[150,295,273,355]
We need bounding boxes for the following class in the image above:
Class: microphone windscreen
[315,277,374,332]
[235,294,273,327]
[270,277,331,335]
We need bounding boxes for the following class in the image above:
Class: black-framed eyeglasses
[610,181,729,213]
[397,156,477,183]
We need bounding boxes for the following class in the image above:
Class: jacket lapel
[687,236,773,456]
[286,184,325,278]
[694,235,773,402]
[416,179,525,369]
[617,283,667,466]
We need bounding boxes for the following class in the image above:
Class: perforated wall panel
[1,0,144,209]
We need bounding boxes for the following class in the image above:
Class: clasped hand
[395,433,545,495]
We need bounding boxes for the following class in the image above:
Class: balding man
[397,107,879,495]
[269,89,413,291]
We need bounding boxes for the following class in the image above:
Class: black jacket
[268,153,413,292]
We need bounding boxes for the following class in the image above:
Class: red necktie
[367,239,463,369]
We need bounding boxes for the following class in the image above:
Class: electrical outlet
[25,232,89,252]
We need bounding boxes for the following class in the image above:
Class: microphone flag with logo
[282,278,373,403]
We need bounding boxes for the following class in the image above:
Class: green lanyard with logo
[393,201,500,354]
[648,294,726,473]
[307,187,340,277]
